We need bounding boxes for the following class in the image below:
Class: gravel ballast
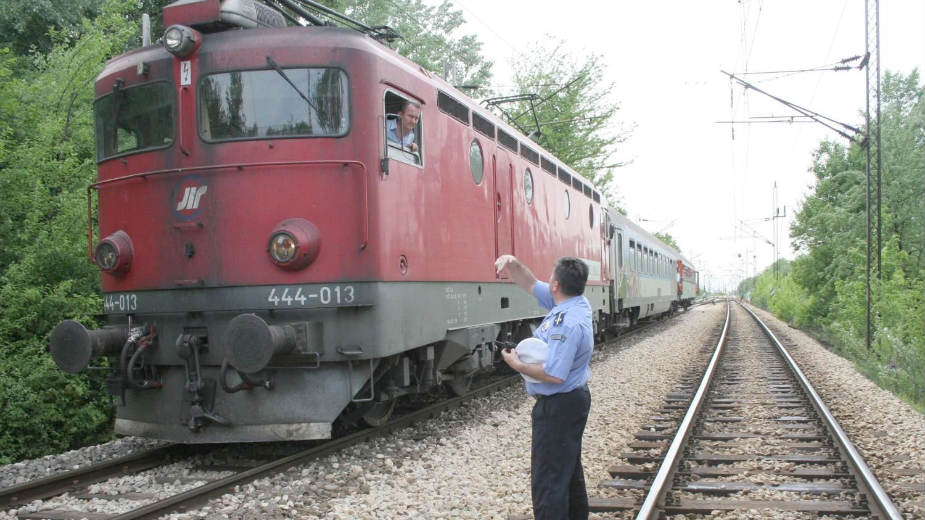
[4,301,921,519]
[163,304,726,520]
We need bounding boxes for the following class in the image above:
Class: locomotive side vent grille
[520,144,539,165]
[437,91,470,125]
[541,156,556,175]
[498,130,518,152]
[472,112,495,138]
[557,166,572,185]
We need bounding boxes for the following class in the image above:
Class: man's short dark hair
[554,257,589,296]
[398,99,421,113]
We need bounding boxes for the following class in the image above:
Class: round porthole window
[469,140,483,185]
[589,204,594,228]
[524,168,534,204]
[563,190,570,218]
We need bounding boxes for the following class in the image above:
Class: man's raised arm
[494,255,538,293]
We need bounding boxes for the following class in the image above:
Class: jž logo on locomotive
[171,175,208,220]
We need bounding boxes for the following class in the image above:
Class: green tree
[780,69,924,408]
[0,0,101,56]
[320,0,492,90]
[0,1,172,58]
[0,0,141,463]
[499,39,628,199]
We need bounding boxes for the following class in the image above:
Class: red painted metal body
[92,27,605,294]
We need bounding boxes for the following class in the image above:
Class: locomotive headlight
[95,243,118,270]
[269,233,297,263]
[164,26,184,50]
[95,230,134,275]
[163,25,201,58]
[267,218,321,270]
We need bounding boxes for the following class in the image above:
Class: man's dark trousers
[531,385,591,520]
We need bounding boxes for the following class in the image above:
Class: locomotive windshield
[94,81,174,161]
[198,68,349,141]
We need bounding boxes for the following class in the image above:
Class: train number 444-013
[266,285,356,307]
[104,293,138,312]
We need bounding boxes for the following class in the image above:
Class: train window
[583,184,592,198]
[593,190,600,203]
[617,233,623,268]
[629,240,636,271]
[199,68,349,142]
[562,190,570,219]
[520,144,539,165]
[524,168,534,204]
[571,176,583,190]
[384,91,423,166]
[95,81,174,161]
[469,139,483,184]
[498,129,518,152]
[472,112,495,138]
[437,91,469,124]
[541,156,556,175]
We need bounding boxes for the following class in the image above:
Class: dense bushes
[0,0,142,464]
[742,70,925,411]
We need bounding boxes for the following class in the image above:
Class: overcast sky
[439,0,924,292]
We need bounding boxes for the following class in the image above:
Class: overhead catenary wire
[742,55,863,76]
[721,70,863,143]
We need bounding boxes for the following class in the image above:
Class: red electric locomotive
[49,0,611,442]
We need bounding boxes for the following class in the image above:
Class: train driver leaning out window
[386,99,420,152]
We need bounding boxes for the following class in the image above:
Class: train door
[493,153,513,277]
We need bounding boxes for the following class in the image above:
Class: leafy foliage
[743,70,924,410]
[0,0,101,56]
[0,0,143,463]
[498,39,629,201]
[0,1,172,57]
[319,0,492,91]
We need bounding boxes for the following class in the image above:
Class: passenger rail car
[601,209,698,328]
[48,0,695,443]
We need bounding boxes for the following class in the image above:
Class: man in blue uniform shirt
[495,254,593,520]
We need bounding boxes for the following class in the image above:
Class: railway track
[2,373,521,520]
[589,301,903,519]
[1,305,699,520]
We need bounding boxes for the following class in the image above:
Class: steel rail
[635,301,731,519]
[739,303,903,520]
[109,375,521,519]
[0,444,188,507]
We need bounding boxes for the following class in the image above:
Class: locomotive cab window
[198,68,349,141]
[384,91,422,166]
[95,81,174,161]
